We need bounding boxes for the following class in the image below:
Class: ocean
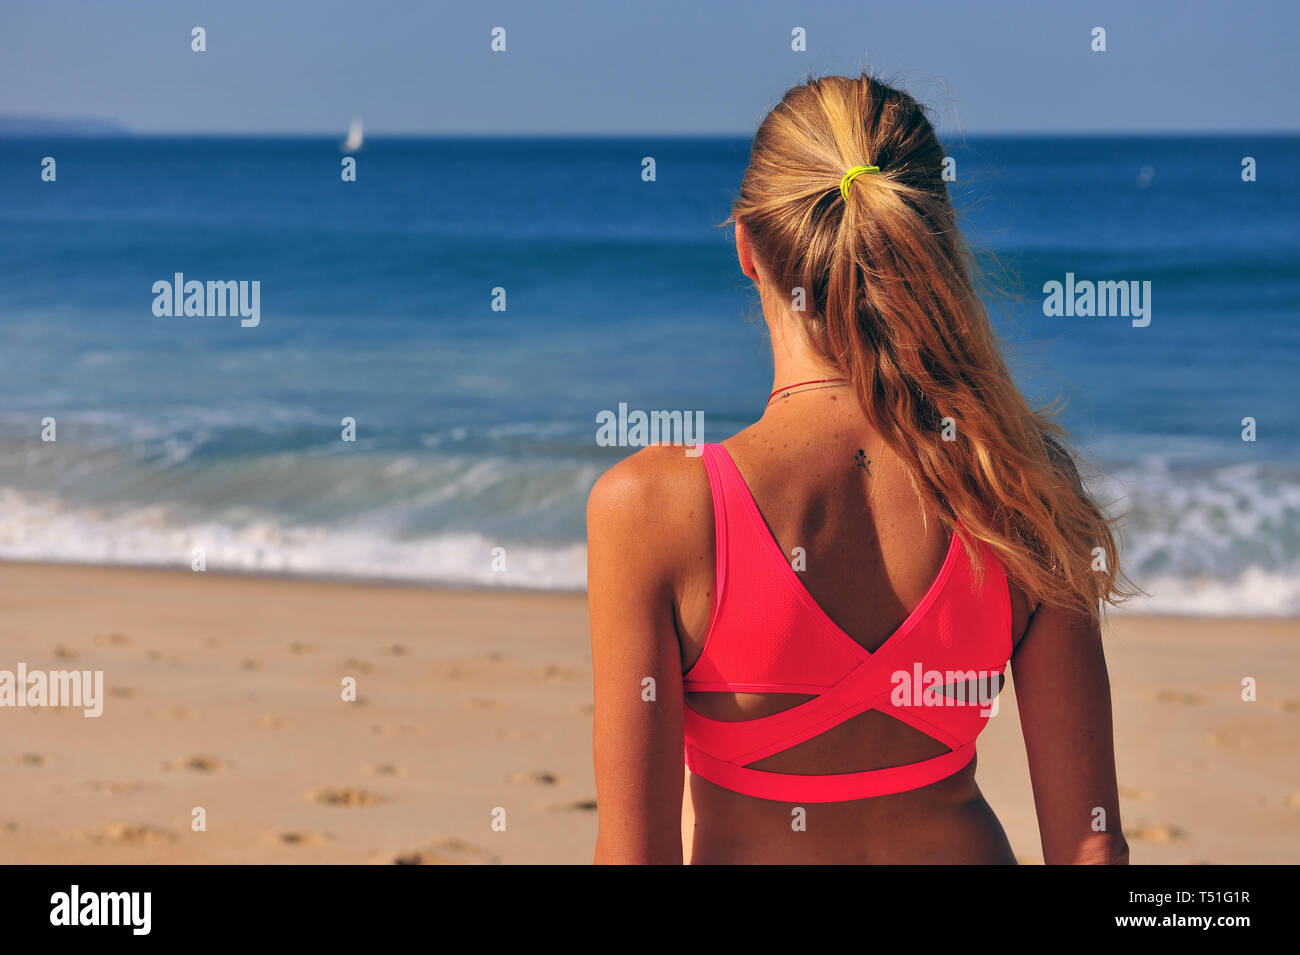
[0,134,1296,614]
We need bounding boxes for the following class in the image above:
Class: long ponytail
[729,73,1135,618]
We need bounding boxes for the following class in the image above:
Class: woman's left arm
[1012,601,1129,865]
[586,450,687,864]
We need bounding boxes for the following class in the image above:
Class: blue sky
[1,0,1296,135]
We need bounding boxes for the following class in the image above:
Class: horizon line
[3,128,1298,139]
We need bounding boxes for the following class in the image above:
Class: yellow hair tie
[839,164,880,201]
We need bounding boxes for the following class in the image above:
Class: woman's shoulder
[585,443,718,598]
[586,442,712,523]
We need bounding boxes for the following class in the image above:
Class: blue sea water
[0,134,1296,613]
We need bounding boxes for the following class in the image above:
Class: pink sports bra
[682,442,1013,803]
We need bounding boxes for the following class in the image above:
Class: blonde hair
[729,73,1134,618]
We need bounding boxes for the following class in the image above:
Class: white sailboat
[341,116,363,153]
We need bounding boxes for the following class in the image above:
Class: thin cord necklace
[767,377,851,405]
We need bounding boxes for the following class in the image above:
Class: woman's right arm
[1011,601,1129,864]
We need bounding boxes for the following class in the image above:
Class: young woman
[586,74,1131,864]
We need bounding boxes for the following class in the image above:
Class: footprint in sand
[307,787,382,807]
[53,645,80,660]
[343,658,374,674]
[571,703,594,716]
[255,714,292,730]
[538,664,587,682]
[379,644,408,657]
[23,705,66,718]
[165,755,228,773]
[467,697,499,709]
[478,651,506,664]
[241,658,263,671]
[1280,699,1300,714]
[288,642,314,654]
[510,770,561,786]
[95,632,130,647]
[497,727,540,741]
[389,838,499,865]
[433,662,467,680]
[15,753,47,767]
[1154,690,1206,705]
[1119,785,1155,802]
[109,686,138,699]
[554,799,598,812]
[86,822,176,846]
[1204,730,1253,752]
[90,781,144,795]
[365,763,407,777]
[369,723,417,737]
[1284,793,1300,809]
[1127,821,1187,843]
[148,650,181,666]
[269,831,328,847]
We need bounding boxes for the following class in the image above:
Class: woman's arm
[1011,601,1129,864]
[586,450,688,864]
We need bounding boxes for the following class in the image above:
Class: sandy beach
[0,561,1296,864]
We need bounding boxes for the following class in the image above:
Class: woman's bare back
[673,391,1033,863]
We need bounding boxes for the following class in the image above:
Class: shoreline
[0,557,588,598]
[0,558,1292,620]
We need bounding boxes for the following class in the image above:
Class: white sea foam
[0,488,586,590]
[0,449,1296,615]
[1115,568,1300,617]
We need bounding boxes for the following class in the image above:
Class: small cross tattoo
[854,449,872,475]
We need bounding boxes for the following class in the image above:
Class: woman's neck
[765,304,845,398]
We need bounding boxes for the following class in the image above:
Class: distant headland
[0,115,130,136]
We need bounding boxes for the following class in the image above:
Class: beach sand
[1,561,1296,864]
